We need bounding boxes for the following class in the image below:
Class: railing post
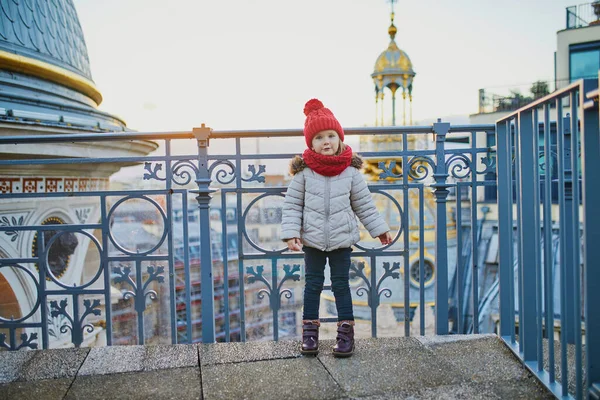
[581,78,600,399]
[561,114,576,345]
[432,119,451,335]
[517,110,539,362]
[496,120,515,339]
[192,124,216,343]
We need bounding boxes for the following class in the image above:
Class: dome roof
[371,19,416,93]
[372,41,414,77]
[0,0,101,104]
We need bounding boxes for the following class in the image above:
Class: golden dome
[373,40,414,76]
[388,22,397,40]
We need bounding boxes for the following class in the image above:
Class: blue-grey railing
[497,77,599,399]
[566,3,598,29]
[0,121,500,349]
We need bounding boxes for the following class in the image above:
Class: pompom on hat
[303,98,344,148]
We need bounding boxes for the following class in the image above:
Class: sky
[73,0,580,133]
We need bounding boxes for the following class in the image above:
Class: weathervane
[388,0,397,18]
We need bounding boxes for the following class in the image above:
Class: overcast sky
[73,0,579,132]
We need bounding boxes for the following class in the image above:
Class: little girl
[281,98,392,357]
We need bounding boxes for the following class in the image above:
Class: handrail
[0,124,496,145]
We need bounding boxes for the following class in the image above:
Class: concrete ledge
[144,344,199,371]
[0,347,89,384]
[0,377,73,400]
[65,368,202,400]
[414,333,497,347]
[78,345,146,376]
[202,357,342,400]
[200,339,299,365]
[317,337,464,398]
[78,344,200,376]
[419,334,529,383]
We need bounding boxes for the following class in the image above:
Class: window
[570,42,600,82]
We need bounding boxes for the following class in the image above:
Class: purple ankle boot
[301,320,320,355]
[332,321,354,357]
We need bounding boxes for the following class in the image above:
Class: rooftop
[0,335,554,399]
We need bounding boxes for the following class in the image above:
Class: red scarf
[302,146,353,177]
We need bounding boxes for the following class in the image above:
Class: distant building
[470,2,600,126]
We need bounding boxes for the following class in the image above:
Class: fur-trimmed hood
[289,153,363,176]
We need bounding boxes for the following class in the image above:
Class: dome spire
[388,0,397,40]
[372,0,416,126]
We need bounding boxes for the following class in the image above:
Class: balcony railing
[566,2,600,29]
[496,77,600,399]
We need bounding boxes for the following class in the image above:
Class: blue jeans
[302,246,354,321]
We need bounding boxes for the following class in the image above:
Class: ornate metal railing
[0,122,500,349]
[496,77,600,399]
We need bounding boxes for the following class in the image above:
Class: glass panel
[570,49,600,82]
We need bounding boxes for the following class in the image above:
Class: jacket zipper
[324,177,330,250]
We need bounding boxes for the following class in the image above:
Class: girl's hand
[378,231,392,245]
[286,238,302,251]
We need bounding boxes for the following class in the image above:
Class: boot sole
[300,348,319,355]
[332,345,354,358]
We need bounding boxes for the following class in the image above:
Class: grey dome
[0,0,92,80]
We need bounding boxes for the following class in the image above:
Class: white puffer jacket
[281,154,390,251]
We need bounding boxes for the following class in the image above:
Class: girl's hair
[335,141,346,156]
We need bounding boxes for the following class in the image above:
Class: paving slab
[200,339,300,365]
[317,337,465,398]
[420,335,529,383]
[0,350,36,384]
[0,377,73,400]
[414,333,497,347]
[78,345,145,376]
[18,347,89,381]
[351,379,554,400]
[201,357,343,400]
[65,367,201,400]
[144,344,199,371]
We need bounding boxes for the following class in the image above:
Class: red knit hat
[303,98,345,148]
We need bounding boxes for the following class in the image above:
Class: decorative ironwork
[143,162,166,181]
[378,160,402,180]
[246,264,301,310]
[173,160,199,186]
[209,160,235,185]
[349,261,401,308]
[0,332,38,350]
[49,298,102,348]
[0,215,23,242]
[112,264,165,311]
[446,154,472,179]
[48,301,69,341]
[241,164,266,183]
[407,156,436,181]
[478,149,497,175]
[144,160,266,185]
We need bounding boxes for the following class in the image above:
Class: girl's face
[311,130,340,156]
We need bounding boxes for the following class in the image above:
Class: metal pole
[581,78,600,400]
[191,124,216,343]
[432,119,451,335]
